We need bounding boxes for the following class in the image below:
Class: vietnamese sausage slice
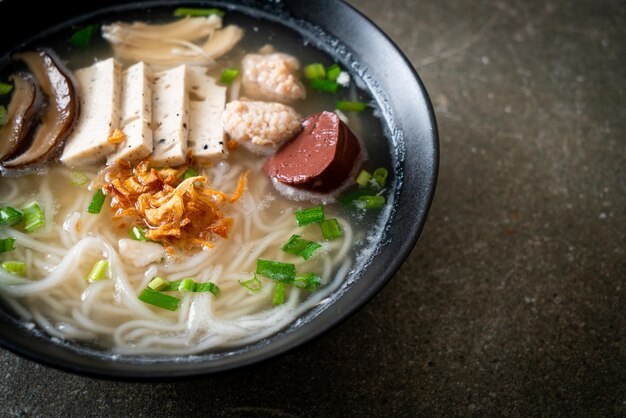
[187,66,227,162]
[151,65,189,166]
[3,50,78,168]
[61,58,121,167]
[263,111,362,193]
[0,73,44,161]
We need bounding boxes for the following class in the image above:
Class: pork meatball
[221,100,302,155]
[242,52,306,102]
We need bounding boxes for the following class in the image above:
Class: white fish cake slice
[108,62,153,164]
[187,66,227,162]
[61,58,121,167]
[151,65,189,166]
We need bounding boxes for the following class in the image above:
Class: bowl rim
[0,0,439,380]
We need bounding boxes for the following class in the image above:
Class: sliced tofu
[107,62,153,164]
[61,58,121,167]
[187,67,227,162]
[151,65,189,166]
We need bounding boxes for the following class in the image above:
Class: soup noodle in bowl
[0,0,438,379]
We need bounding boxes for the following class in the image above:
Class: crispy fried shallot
[102,158,247,252]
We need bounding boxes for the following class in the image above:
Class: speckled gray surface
[1,0,625,416]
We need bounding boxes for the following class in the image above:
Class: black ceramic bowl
[0,0,438,379]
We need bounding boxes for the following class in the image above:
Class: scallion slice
[22,202,44,232]
[336,100,368,112]
[304,63,326,80]
[182,167,198,180]
[178,278,195,292]
[356,170,372,187]
[0,207,23,226]
[256,259,296,283]
[273,282,286,305]
[129,226,147,241]
[155,278,221,296]
[86,260,108,282]
[281,234,321,260]
[219,68,240,84]
[0,105,7,126]
[163,280,181,291]
[294,272,321,292]
[148,277,168,291]
[319,218,342,240]
[174,7,225,17]
[0,237,15,254]
[138,288,180,311]
[2,261,25,276]
[0,82,13,95]
[71,25,98,49]
[326,64,341,81]
[372,167,388,188]
[87,189,106,214]
[357,195,386,209]
[295,206,325,226]
[310,78,339,94]
[70,171,88,186]
[195,282,221,296]
[239,275,262,294]
[340,187,375,206]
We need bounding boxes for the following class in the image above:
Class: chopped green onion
[372,167,388,188]
[71,25,98,49]
[2,261,25,276]
[182,167,198,179]
[294,272,321,292]
[219,68,240,84]
[87,189,106,214]
[174,7,225,17]
[0,105,7,126]
[356,170,372,187]
[86,260,108,282]
[304,63,326,80]
[138,288,180,311]
[273,282,286,305]
[195,282,221,296]
[178,278,196,292]
[310,78,339,94]
[0,82,13,95]
[357,195,386,209]
[281,234,321,260]
[295,205,325,226]
[129,226,147,241]
[162,280,181,291]
[340,187,375,206]
[256,259,296,283]
[148,277,169,291]
[239,275,263,294]
[319,219,342,240]
[326,64,341,81]
[336,100,368,112]
[70,171,88,186]
[157,278,220,296]
[0,207,23,226]
[0,237,15,254]
[22,202,44,232]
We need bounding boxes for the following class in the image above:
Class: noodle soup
[0,6,392,355]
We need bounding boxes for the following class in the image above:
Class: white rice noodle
[0,156,353,355]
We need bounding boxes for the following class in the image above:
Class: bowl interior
[0,0,438,379]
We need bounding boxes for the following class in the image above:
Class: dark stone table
[1,0,624,416]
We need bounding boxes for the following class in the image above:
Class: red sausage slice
[262,111,362,193]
